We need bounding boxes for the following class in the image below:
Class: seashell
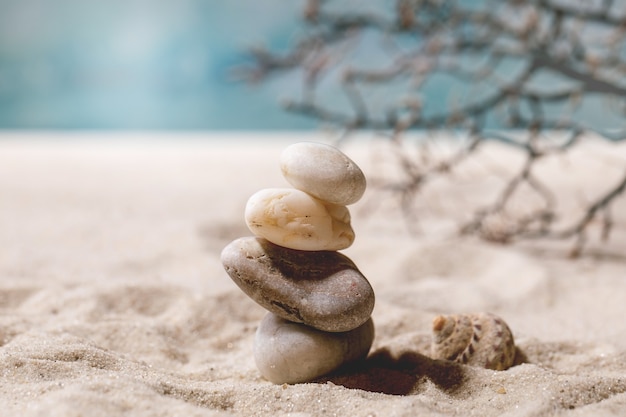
[430,312,516,371]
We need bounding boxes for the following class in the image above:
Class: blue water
[0,0,316,130]
[0,0,623,133]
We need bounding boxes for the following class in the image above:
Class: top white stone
[280,142,366,206]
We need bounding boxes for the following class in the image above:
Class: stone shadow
[321,346,529,396]
[320,348,467,396]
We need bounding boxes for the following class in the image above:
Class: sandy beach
[2,131,626,416]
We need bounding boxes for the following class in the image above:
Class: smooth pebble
[245,187,354,251]
[280,142,366,206]
[254,313,374,384]
[220,237,375,332]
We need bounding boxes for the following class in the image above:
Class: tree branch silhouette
[237,0,626,256]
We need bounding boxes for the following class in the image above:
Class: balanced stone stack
[221,142,375,384]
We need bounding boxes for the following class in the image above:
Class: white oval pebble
[280,142,366,206]
[244,188,354,251]
[254,313,374,384]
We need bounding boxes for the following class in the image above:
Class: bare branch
[241,0,626,256]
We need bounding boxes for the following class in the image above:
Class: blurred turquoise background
[0,0,315,129]
[1,0,623,132]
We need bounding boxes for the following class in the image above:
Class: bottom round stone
[254,313,374,384]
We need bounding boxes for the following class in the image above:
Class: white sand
[1,131,626,416]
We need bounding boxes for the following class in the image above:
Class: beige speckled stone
[220,237,375,332]
[254,313,374,384]
[244,188,354,251]
[280,142,366,206]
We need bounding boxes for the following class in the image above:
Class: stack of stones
[221,142,375,384]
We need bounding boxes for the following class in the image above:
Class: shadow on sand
[321,346,529,396]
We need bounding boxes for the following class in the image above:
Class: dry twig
[238,0,626,256]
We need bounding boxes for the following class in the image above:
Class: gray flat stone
[221,237,375,332]
[254,313,374,384]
